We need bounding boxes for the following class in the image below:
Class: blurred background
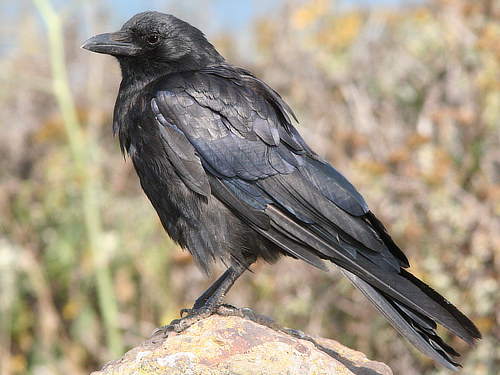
[1,0,499,374]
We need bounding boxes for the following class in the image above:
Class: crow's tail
[339,267,480,370]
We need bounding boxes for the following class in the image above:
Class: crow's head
[82,11,225,79]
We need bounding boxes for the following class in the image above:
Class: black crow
[82,11,480,370]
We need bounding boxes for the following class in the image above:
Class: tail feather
[339,268,462,370]
[265,204,480,346]
[400,269,482,344]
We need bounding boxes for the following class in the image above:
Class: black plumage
[82,11,480,370]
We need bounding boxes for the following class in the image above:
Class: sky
[105,0,419,34]
[0,0,420,58]
[1,0,420,37]
[96,0,419,61]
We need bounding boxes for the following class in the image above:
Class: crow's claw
[180,308,192,317]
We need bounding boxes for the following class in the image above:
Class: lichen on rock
[92,314,392,375]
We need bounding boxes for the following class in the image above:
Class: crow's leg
[186,267,233,313]
[154,261,251,336]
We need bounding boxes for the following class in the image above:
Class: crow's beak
[81,32,140,56]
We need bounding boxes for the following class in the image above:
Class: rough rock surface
[92,314,392,375]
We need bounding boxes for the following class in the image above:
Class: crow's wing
[150,68,406,267]
[148,67,480,369]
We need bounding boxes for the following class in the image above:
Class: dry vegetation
[1,0,499,374]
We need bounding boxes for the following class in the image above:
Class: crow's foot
[152,304,291,338]
[152,304,270,337]
[152,306,217,337]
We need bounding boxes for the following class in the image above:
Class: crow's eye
[146,34,160,46]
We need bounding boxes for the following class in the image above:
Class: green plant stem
[32,0,123,357]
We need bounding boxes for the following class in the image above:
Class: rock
[92,314,392,375]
